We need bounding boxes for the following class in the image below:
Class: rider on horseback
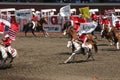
[115,20,120,30]
[30,12,38,29]
[1,34,16,58]
[101,16,111,36]
[91,12,98,21]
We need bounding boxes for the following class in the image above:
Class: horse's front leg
[25,31,27,36]
[116,42,119,50]
[25,28,29,37]
[9,57,14,63]
[86,51,95,61]
[31,29,36,37]
[42,30,49,37]
[0,58,6,68]
[64,52,76,63]
[106,38,113,46]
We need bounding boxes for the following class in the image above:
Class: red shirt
[73,23,79,31]
[102,19,110,25]
[91,14,97,20]
[31,15,38,21]
[70,15,80,32]
[10,22,19,31]
[79,34,86,42]
[2,37,11,47]
[115,22,120,28]
[78,18,86,23]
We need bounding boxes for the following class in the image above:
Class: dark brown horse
[23,17,49,37]
[62,21,98,63]
[101,25,115,45]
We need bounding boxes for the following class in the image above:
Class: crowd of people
[0,0,120,3]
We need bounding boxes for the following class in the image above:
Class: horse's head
[62,21,73,35]
[37,17,47,26]
[42,16,47,24]
[63,25,74,36]
[102,24,109,36]
[62,21,71,32]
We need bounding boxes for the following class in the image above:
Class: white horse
[64,40,97,63]
[0,44,17,68]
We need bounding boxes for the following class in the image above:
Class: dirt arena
[0,32,120,80]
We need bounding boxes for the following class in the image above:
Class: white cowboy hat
[92,12,95,14]
[103,16,107,19]
[35,11,40,14]
[4,34,10,38]
[82,31,86,34]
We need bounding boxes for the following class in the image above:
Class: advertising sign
[44,25,61,32]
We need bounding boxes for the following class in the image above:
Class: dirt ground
[0,32,120,80]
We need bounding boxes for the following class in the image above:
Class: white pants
[0,45,7,59]
[81,37,87,48]
[5,46,17,58]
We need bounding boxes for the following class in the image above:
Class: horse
[110,27,120,50]
[0,44,17,68]
[101,25,119,45]
[62,21,98,63]
[100,24,120,50]
[101,25,116,46]
[23,17,49,37]
[62,21,97,44]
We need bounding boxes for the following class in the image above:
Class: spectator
[81,0,90,3]
[63,0,70,3]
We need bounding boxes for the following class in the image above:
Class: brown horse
[110,27,120,49]
[62,22,98,63]
[101,25,115,45]
[36,17,49,37]
[101,24,120,50]
[23,17,49,37]
[63,21,97,43]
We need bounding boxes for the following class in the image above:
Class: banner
[15,9,33,31]
[79,7,90,18]
[44,25,61,32]
[78,21,97,35]
[111,14,119,26]
[15,9,32,19]
[60,5,71,16]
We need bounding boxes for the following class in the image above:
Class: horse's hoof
[45,35,48,37]
[64,61,67,64]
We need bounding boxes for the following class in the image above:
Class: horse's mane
[62,21,71,31]
[113,27,119,31]
[37,18,47,26]
[67,26,79,41]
